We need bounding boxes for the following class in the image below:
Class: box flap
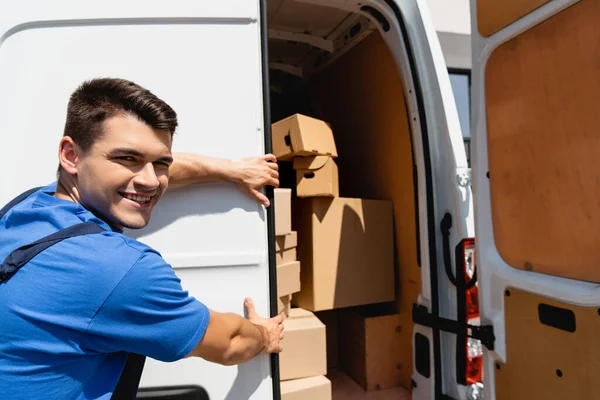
[296,114,338,157]
[292,155,330,171]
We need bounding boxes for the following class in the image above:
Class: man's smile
[118,192,155,207]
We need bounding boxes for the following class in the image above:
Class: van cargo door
[471,0,600,398]
[0,1,277,399]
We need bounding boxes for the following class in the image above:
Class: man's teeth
[123,194,152,203]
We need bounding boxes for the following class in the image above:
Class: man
[0,78,284,399]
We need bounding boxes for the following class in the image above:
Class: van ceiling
[267,0,375,83]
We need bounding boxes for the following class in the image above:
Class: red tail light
[462,238,483,385]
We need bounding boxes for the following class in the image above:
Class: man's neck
[54,179,77,203]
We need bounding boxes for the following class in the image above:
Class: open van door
[0,1,278,399]
[471,0,600,398]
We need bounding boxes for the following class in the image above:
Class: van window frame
[448,68,472,167]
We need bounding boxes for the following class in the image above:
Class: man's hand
[229,155,280,207]
[245,297,284,354]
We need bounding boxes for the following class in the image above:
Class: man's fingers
[267,161,279,171]
[244,297,258,319]
[274,313,285,324]
[252,189,270,207]
[262,154,277,163]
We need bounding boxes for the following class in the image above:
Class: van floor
[329,370,412,400]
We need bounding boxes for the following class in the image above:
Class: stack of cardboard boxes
[274,188,299,317]
[271,114,399,398]
[272,114,333,399]
[275,188,329,397]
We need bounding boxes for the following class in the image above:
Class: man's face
[75,114,173,230]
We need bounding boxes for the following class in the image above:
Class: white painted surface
[0,2,274,399]
[425,0,471,34]
[424,0,471,68]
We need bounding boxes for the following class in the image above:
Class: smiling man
[0,78,283,399]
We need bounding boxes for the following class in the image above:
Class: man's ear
[58,137,81,176]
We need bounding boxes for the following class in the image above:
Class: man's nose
[134,163,160,188]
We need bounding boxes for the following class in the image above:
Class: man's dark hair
[63,78,178,152]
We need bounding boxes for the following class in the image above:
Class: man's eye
[116,156,136,162]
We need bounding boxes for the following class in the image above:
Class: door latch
[412,304,495,351]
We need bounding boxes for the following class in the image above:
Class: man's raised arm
[169,153,280,206]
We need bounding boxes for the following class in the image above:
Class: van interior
[267,1,420,396]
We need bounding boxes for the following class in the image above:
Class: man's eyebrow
[158,155,174,164]
[109,148,173,164]
[109,148,145,158]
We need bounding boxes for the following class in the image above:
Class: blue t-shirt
[0,183,210,399]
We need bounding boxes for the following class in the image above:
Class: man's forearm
[169,152,235,189]
[221,318,269,366]
[167,152,279,206]
[188,310,268,365]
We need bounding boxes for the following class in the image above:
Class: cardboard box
[278,294,292,316]
[276,231,298,252]
[272,114,338,161]
[276,230,298,266]
[315,310,339,369]
[280,308,327,381]
[275,189,292,236]
[281,375,332,400]
[277,260,301,297]
[277,247,297,265]
[292,197,395,311]
[338,307,403,391]
[294,156,339,198]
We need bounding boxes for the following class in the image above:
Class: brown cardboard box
[315,310,339,369]
[277,247,297,265]
[338,307,403,391]
[292,198,395,311]
[293,156,339,198]
[272,114,338,161]
[275,189,292,236]
[281,375,332,400]
[276,231,298,251]
[278,295,292,316]
[280,308,327,381]
[277,261,301,297]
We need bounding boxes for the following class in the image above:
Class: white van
[1,0,590,399]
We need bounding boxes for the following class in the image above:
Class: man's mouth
[119,192,154,207]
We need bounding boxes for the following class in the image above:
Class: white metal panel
[0,2,274,399]
[425,0,471,35]
[387,0,474,397]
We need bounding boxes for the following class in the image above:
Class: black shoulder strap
[112,353,147,400]
[0,187,146,399]
[0,222,104,283]
[0,186,43,221]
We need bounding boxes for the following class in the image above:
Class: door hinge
[412,304,495,351]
